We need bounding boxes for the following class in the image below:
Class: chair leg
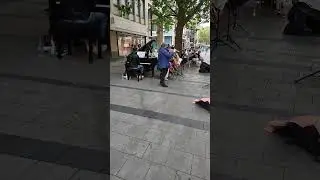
[67,40,72,55]
[97,40,102,59]
[88,39,93,64]
[56,41,63,60]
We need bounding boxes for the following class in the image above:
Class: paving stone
[110,111,133,122]
[162,132,190,149]
[110,86,209,123]
[191,156,210,180]
[117,113,152,126]
[110,175,124,180]
[110,148,127,175]
[235,159,285,180]
[117,157,150,180]
[193,129,209,141]
[283,165,320,180]
[145,164,176,180]
[166,149,193,174]
[110,132,131,151]
[262,136,306,167]
[143,128,165,144]
[111,121,133,134]
[175,171,204,180]
[142,144,171,164]
[125,125,149,139]
[161,127,196,149]
[211,155,238,176]
[69,170,109,180]
[0,155,37,180]
[122,138,150,158]
[17,161,76,180]
[205,142,210,159]
[175,136,206,157]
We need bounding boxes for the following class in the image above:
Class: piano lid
[138,40,156,51]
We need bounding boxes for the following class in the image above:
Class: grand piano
[137,40,158,77]
[48,0,109,45]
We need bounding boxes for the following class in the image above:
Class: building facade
[110,0,150,57]
[163,29,175,46]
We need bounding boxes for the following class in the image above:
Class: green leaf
[197,26,210,44]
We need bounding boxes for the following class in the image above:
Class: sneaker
[160,83,168,87]
[102,45,108,52]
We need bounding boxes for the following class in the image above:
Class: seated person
[53,0,108,53]
[84,12,108,54]
[124,47,144,78]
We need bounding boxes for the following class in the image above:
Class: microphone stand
[232,6,249,34]
[222,3,241,50]
[294,70,320,84]
[212,5,236,51]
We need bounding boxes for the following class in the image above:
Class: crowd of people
[124,42,207,87]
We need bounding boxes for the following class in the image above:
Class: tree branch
[167,6,177,16]
[185,0,205,21]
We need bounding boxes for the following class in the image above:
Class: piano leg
[152,64,156,77]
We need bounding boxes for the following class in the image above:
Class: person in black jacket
[124,47,144,78]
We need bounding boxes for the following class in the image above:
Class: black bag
[199,62,210,73]
[284,2,320,35]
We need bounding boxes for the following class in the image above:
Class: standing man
[158,43,174,87]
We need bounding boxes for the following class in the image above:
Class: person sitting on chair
[125,47,144,79]
[84,12,108,54]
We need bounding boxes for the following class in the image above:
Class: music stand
[232,5,249,34]
[222,2,241,50]
[212,4,237,51]
[294,70,320,84]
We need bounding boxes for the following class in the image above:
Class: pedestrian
[158,43,174,87]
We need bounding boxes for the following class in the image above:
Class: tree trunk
[156,24,163,47]
[174,21,184,56]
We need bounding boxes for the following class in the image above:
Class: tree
[197,26,210,45]
[151,0,209,53]
[150,0,175,46]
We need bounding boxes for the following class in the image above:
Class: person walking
[158,43,174,87]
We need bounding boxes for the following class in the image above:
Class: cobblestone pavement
[211,5,320,180]
[0,2,210,180]
[0,60,209,180]
[109,60,210,180]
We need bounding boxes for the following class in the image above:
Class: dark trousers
[160,68,168,83]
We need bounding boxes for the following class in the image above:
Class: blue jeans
[137,65,144,75]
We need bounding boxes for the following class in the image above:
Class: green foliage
[116,2,132,17]
[197,26,210,44]
[150,0,175,31]
[151,0,209,50]
[151,0,209,30]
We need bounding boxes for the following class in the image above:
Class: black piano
[137,40,158,77]
[48,0,110,48]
